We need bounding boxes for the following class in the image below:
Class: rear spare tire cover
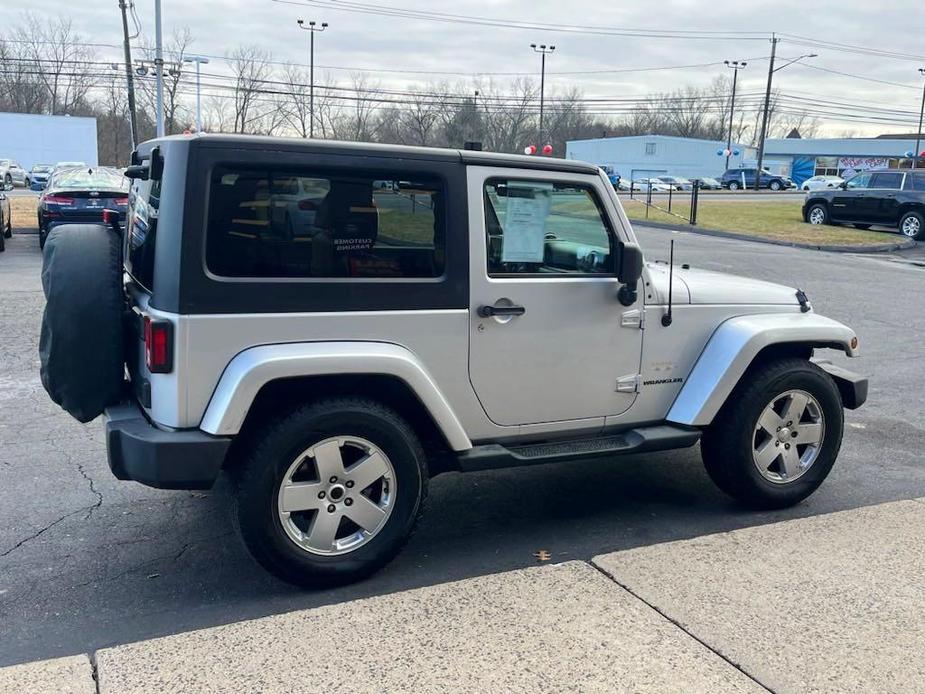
[40,225,125,422]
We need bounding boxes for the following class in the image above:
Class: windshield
[33,166,53,173]
[51,168,128,192]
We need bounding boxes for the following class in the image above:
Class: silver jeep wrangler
[40,134,867,587]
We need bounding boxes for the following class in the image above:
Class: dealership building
[0,112,98,171]
[566,134,924,186]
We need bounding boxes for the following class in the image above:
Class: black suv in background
[802,168,925,240]
[721,168,793,191]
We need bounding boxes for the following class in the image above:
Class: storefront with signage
[763,137,921,185]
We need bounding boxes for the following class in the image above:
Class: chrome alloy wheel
[277,436,396,556]
[752,390,825,484]
[901,215,921,238]
[808,207,826,225]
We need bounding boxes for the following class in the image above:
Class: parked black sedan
[803,168,925,240]
[38,167,129,248]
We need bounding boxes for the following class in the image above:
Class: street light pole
[724,60,747,170]
[297,19,328,139]
[184,55,210,133]
[915,68,925,170]
[154,0,165,137]
[754,36,817,190]
[531,43,555,146]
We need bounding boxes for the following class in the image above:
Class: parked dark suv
[802,168,925,239]
[721,168,793,191]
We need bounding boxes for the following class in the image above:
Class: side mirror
[617,242,643,306]
[618,242,643,284]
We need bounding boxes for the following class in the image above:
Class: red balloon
[523,144,537,155]
[542,144,553,155]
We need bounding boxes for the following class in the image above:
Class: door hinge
[616,374,641,393]
[621,308,645,329]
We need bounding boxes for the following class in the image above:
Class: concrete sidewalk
[3,498,923,694]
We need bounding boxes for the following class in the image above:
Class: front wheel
[700,358,844,509]
[899,210,924,240]
[234,398,428,588]
[806,203,829,225]
[769,180,782,191]
[728,181,740,191]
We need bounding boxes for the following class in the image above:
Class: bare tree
[478,78,537,153]
[227,44,273,134]
[16,14,97,115]
[281,62,311,138]
[329,73,383,141]
[136,27,195,134]
[0,37,49,114]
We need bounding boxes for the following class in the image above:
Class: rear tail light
[298,199,317,210]
[44,195,74,206]
[143,316,174,373]
[115,197,129,206]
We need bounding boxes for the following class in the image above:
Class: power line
[269,0,772,40]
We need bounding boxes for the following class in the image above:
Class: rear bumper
[815,360,868,410]
[105,401,231,490]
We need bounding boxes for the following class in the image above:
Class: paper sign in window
[501,184,551,263]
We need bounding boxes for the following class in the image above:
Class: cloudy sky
[2,0,923,136]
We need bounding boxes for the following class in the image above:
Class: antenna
[661,240,674,327]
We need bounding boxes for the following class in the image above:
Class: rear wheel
[3,174,11,187]
[234,398,428,588]
[701,358,843,509]
[899,210,924,240]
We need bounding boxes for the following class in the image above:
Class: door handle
[478,304,526,318]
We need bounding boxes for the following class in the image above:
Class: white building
[566,135,755,182]
[0,112,98,171]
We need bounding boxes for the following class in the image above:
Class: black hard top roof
[145,133,600,175]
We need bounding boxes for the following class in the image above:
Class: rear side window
[869,172,903,189]
[205,166,445,278]
[907,173,925,191]
[125,177,160,291]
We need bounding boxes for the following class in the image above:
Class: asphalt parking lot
[1,224,924,667]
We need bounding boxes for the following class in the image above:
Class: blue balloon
[733,149,741,156]
[716,149,724,156]
[905,150,915,158]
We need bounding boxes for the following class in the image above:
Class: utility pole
[724,60,746,170]
[754,36,817,190]
[297,19,328,139]
[754,35,778,191]
[184,55,210,132]
[118,0,139,148]
[154,0,165,137]
[531,43,555,146]
[915,68,925,170]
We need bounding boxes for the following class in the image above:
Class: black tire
[806,203,829,225]
[728,181,740,191]
[700,358,843,510]
[39,229,46,249]
[0,229,5,252]
[853,224,872,230]
[899,210,924,240]
[234,398,428,588]
[3,174,11,187]
[39,224,125,423]
[3,216,10,238]
[769,180,782,191]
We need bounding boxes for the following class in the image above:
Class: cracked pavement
[1,227,924,668]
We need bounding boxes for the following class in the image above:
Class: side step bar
[456,424,701,472]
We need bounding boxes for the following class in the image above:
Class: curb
[632,219,917,253]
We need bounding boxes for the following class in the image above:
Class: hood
[675,267,800,305]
